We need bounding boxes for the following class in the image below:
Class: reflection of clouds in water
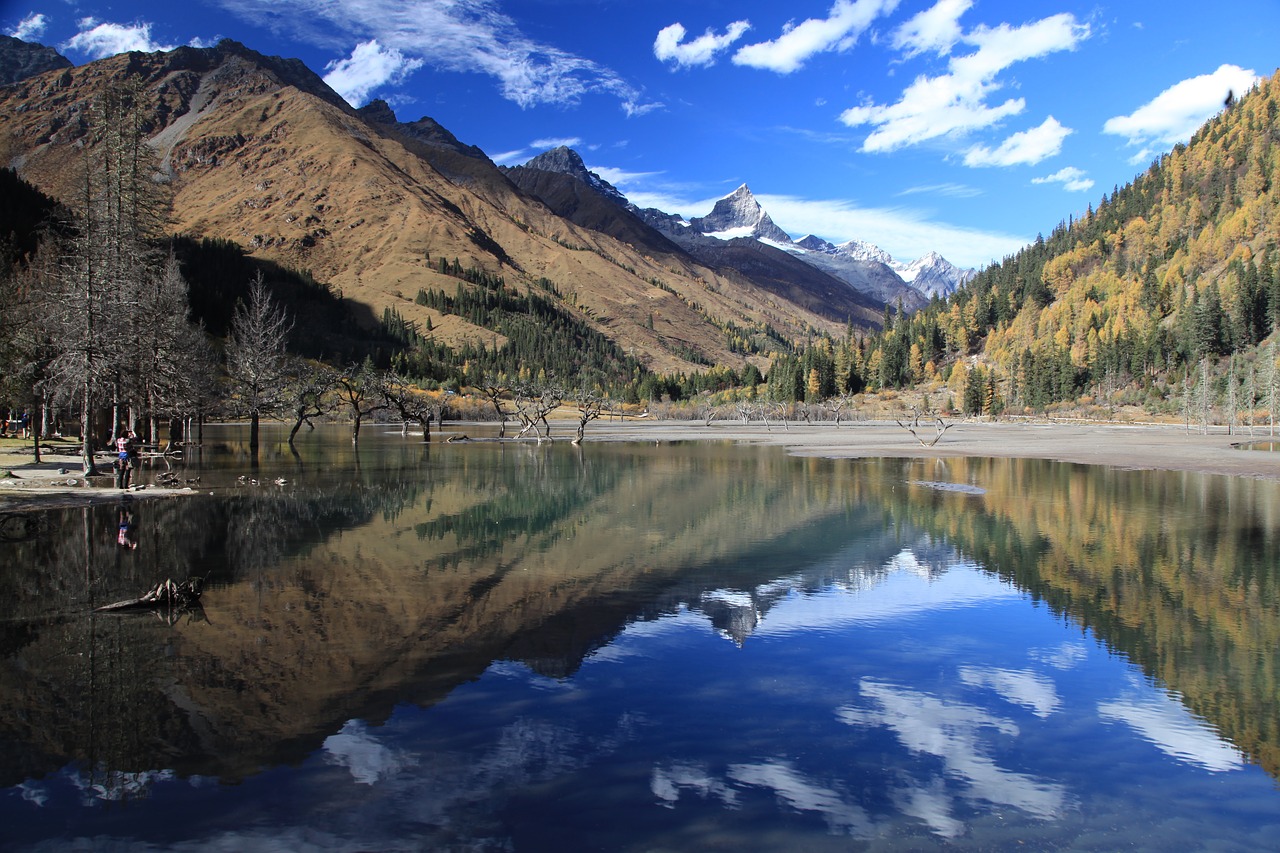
[651,761,739,809]
[18,781,48,807]
[70,768,176,805]
[652,759,875,836]
[893,777,965,839]
[1098,689,1244,773]
[959,666,1061,718]
[727,760,876,836]
[585,607,701,664]
[837,678,1069,836]
[323,719,415,784]
[1030,641,1089,670]
[487,660,576,691]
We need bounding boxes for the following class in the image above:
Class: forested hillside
[767,69,1280,421]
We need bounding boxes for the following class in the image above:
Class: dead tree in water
[335,361,387,445]
[572,387,607,445]
[478,376,513,438]
[513,381,562,442]
[382,372,436,442]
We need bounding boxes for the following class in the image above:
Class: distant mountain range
[0,35,969,375]
[504,147,975,313]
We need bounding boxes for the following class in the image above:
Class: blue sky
[4,1,1275,269]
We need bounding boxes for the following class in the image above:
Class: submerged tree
[335,359,387,445]
[226,271,293,455]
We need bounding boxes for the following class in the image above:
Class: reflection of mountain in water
[0,441,910,785]
[2,443,1278,794]
[696,539,960,646]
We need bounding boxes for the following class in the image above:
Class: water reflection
[1,428,1279,849]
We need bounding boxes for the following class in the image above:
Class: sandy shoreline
[2,420,1278,511]
[583,418,1280,481]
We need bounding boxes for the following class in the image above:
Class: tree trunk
[249,411,260,456]
[80,381,99,476]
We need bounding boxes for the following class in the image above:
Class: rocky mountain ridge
[0,37,936,375]
[506,148,973,310]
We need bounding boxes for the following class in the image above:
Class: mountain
[895,251,975,299]
[505,149,886,328]
[689,183,793,244]
[854,68,1280,410]
[0,39,883,375]
[0,35,71,87]
[782,234,928,311]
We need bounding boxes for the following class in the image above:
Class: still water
[2,424,1279,851]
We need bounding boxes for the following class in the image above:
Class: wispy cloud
[1102,64,1258,148]
[7,12,48,41]
[489,148,529,167]
[1032,166,1094,193]
[732,0,901,74]
[963,116,1071,167]
[654,20,752,69]
[841,12,1089,153]
[62,18,175,59]
[897,183,982,199]
[589,165,664,188]
[216,0,655,113]
[531,136,583,150]
[891,0,970,58]
[324,40,423,106]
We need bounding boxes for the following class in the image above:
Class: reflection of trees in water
[858,456,1280,780]
[411,449,620,561]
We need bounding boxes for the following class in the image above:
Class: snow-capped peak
[690,184,793,245]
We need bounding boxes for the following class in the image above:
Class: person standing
[115,430,135,489]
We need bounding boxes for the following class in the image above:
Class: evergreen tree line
[763,71,1280,420]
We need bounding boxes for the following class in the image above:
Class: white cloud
[1032,166,1094,193]
[841,12,1089,153]
[897,183,983,199]
[216,0,654,113]
[61,18,176,59]
[531,136,582,150]
[963,116,1071,167]
[654,20,751,69]
[323,39,424,106]
[7,12,48,41]
[589,165,663,188]
[732,0,901,74]
[1102,64,1259,147]
[489,148,529,166]
[892,0,971,58]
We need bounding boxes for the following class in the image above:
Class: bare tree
[226,271,293,454]
[335,360,387,445]
[822,392,852,426]
[382,371,437,442]
[513,380,562,442]
[283,359,337,445]
[1268,339,1279,437]
[895,408,954,447]
[49,81,167,475]
[478,375,513,437]
[571,385,607,445]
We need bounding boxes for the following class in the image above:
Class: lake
[2,423,1279,851]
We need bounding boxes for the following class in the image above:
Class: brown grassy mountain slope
[0,40,880,374]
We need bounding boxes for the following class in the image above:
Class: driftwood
[94,577,204,613]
